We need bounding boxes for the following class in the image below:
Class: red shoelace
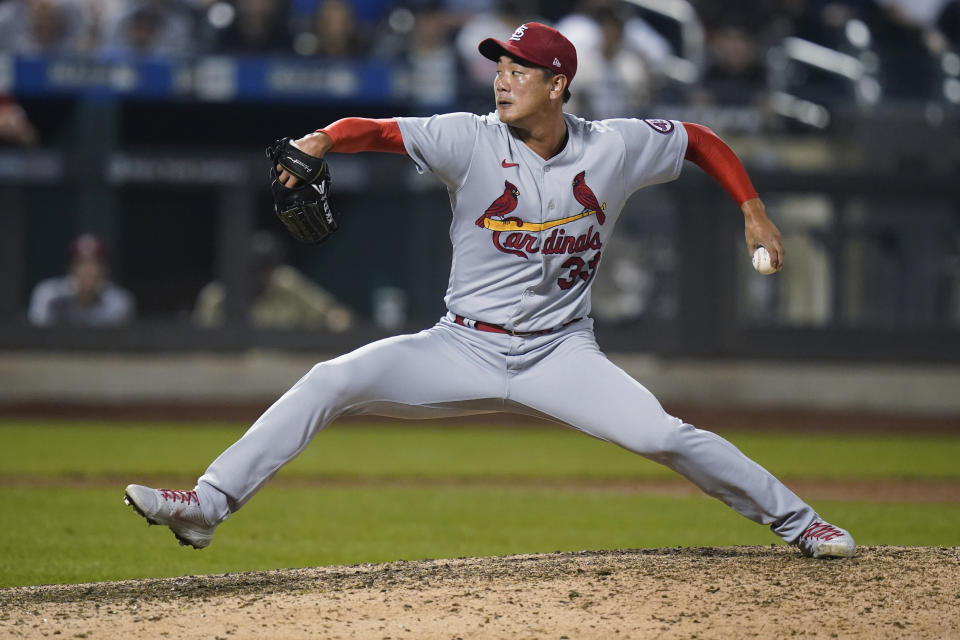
[802,521,844,541]
[159,489,199,505]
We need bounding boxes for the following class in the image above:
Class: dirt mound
[2,546,957,639]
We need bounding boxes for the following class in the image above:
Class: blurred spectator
[214,0,293,54]
[755,1,858,47]
[100,4,169,56]
[455,0,542,88]
[941,1,960,42]
[28,233,135,327]
[193,231,352,331]
[0,96,38,146]
[444,0,497,15]
[565,4,654,119]
[877,0,953,31]
[874,0,957,56]
[292,0,366,57]
[405,3,460,110]
[0,0,91,54]
[290,0,391,26]
[556,0,673,79]
[697,23,766,106]
[869,0,952,97]
[99,0,200,57]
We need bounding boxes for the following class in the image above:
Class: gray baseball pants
[198,315,816,543]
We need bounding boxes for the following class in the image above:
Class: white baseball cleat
[796,520,856,558]
[124,484,218,549]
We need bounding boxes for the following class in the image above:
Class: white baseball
[752,246,777,275]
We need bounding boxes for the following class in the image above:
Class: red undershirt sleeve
[316,117,406,154]
[682,122,759,206]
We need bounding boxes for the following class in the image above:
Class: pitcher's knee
[617,414,690,459]
[298,360,355,406]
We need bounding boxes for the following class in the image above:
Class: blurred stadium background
[1,0,959,419]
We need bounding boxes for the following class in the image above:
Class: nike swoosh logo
[501,159,519,168]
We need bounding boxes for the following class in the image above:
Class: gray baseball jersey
[196,112,818,546]
[397,112,686,332]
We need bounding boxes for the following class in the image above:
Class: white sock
[194,480,231,524]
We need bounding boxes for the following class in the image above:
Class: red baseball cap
[479,22,578,86]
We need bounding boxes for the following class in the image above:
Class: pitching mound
[2,546,957,639]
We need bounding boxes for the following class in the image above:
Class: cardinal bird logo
[572,171,606,225]
[475,174,606,260]
[475,180,521,228]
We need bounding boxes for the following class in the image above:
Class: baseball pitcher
[125,23,855,559]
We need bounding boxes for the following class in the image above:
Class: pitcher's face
[494,56,557,127]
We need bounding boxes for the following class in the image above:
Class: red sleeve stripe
[682,122,758,206]
[317,118,406,154]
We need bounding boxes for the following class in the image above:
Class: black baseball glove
[265,137,339,245]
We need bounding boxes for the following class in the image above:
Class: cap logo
[509,24,528,41]
[552,57,561,67]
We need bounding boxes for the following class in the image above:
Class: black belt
[453,314,581,337]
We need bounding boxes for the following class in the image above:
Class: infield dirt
[2,546,957,639]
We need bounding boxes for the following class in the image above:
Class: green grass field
[1,420,958,587]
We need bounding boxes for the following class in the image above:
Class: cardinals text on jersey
[475,171,606,271]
